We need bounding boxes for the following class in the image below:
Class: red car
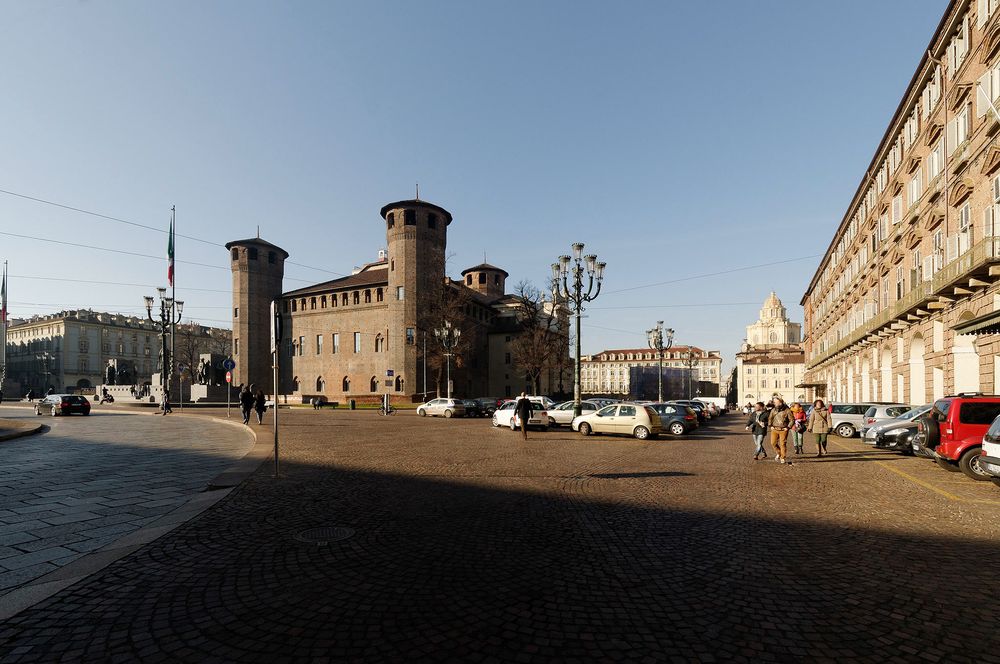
[915,393,1000,481]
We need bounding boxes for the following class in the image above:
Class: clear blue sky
[0,0,946,370]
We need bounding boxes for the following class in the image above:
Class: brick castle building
[227,198,569,403]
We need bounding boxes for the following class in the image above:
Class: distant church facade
[227,198,569,403]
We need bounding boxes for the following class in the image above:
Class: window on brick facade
[268,251,276,264]
[404,209,416,225]
[405,328,415,345]
[353,292,359,305]
[387,212,395,228]
[353,332,361,353]
[428,213,437,229]
[364,290,371,303]
[332,333,339,354]
[231,248,238,261]
[370,376,378,392]
[249,248,258,260]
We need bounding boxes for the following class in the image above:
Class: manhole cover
[294,526,355,545]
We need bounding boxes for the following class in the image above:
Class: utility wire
[10,274,229,293]
[0,187,348,277]
[602,255,823,294]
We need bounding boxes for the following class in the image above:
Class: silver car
[416,398,466,418]
[827,403,887,438]
[862,405,931,444]
[548,400,600,426]
[492,399,549,430]
[860,404,916,438]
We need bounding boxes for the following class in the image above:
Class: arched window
[353,292,360,305]
[292,377,300,392]
[376,288,383,302]
[395,375,404,392]
[342,376,350,392]
[364,289,371,303]
[316,376,325,392]
[387,212,395,228]
[374,334,384,352]
[370,376,378,392]
[466,275,472,285]
[342,293,348,306]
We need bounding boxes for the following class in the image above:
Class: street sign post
[226,369,232,418]
[271,300,282,478]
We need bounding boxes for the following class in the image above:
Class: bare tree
[420,283,473,398]
[174,322,231,380]
[509,281,569,395]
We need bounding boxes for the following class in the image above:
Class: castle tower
[460,263,508,298]
[379,199,451,398]
[225,237,288,391]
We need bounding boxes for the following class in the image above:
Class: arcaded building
[228,199,569,403]
[802,0,1000,403]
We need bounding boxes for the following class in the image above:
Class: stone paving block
[0,547,77,571]
[0,532,37,548]
[0,561,57,591]
[39,513,102,527]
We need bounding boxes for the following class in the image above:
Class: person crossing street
[768,397,795,464]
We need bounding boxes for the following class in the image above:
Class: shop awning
[953,310,1000,336]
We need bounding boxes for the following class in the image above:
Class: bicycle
[378,404,396,415]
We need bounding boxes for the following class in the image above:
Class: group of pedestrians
[744,397,831,464]
[239,384,269,425]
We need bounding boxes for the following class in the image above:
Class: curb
[0,415,267,622]
[0,419,44,442]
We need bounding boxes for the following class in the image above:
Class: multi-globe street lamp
[552,243,606,417]
[684,349,698,399]
[433,320,461,399]
[144,288,183,413]
[646,321,674,403]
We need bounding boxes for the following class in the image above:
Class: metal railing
[807,237,1000,368]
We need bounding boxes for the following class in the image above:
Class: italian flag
[1,266,6,325]
[167,218,175,287]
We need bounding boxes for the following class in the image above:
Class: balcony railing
[806,237,1000,369]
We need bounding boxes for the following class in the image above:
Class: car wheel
[548,416,556,426]
[669,422,685,436]
[992,477,1000,489]
[959,447,990,481]
[444,409,453,418]
[417,409,426,417]
[492,416,500,427]
[579,422,591,436]
[633,426,650,440]
[510,418,516,431]
[835,423,855,438]
[935,456,960,472]
[51,406,58,417]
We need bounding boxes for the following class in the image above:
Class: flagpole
[1,260,7,397]
[169,206,176,407]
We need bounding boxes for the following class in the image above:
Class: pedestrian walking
[745,401,769,460]
[254,389,267,425]
[239,386,254,425]
[768,397,794,464]
[162,388,173,415]
[806,399,832,457]
[515,392,533,441]
[790,402,807,455]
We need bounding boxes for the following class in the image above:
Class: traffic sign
[386,369,394,377]
[271,300,283,353]
[223,358,236,371]
[225,371,232,384]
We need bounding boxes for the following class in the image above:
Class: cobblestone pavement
[0,406,253,596]
[1,408,999,662]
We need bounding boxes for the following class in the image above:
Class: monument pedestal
[189,383,237,403]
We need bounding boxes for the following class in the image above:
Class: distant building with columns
[736,293,811,405]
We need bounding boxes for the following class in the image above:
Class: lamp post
[144,288,183,414]
[433,320,461,399]
[684,349,697,399]
[646,321,674,402]
[552,243,605,417]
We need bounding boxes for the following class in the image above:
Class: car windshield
[898,406,930,420]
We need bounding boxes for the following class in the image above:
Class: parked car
[34,394,91,417]
[548,400,600,426]
[828,403,901,438]
[914,393,1000,480]
[472,397,500,416]
[492,398,549,430]
[860,404,916,437]
[863,405,931,444]
[416,398,466,418]
[873,421,920,454]
[670,400,709,423]
[462,400,488,418]
[648,403,698,436]
[572,403,662,440]
[694,401,720,418]
[979,414,1000,488]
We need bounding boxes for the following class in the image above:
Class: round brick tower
[380,199,452,399]
[225,237,287,391]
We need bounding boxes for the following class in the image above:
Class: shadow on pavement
[1,449,998,663]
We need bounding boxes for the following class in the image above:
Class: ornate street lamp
[433,320,461,399]
[684,349,698,399]
[646,321,674,402]
[145,288,183,413]
[552,243,606,417]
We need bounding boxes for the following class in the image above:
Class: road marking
[827,439,973,503]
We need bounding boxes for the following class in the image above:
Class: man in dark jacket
[745,401,769,460]
[515,392,533,441]
[767,397,795,464]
